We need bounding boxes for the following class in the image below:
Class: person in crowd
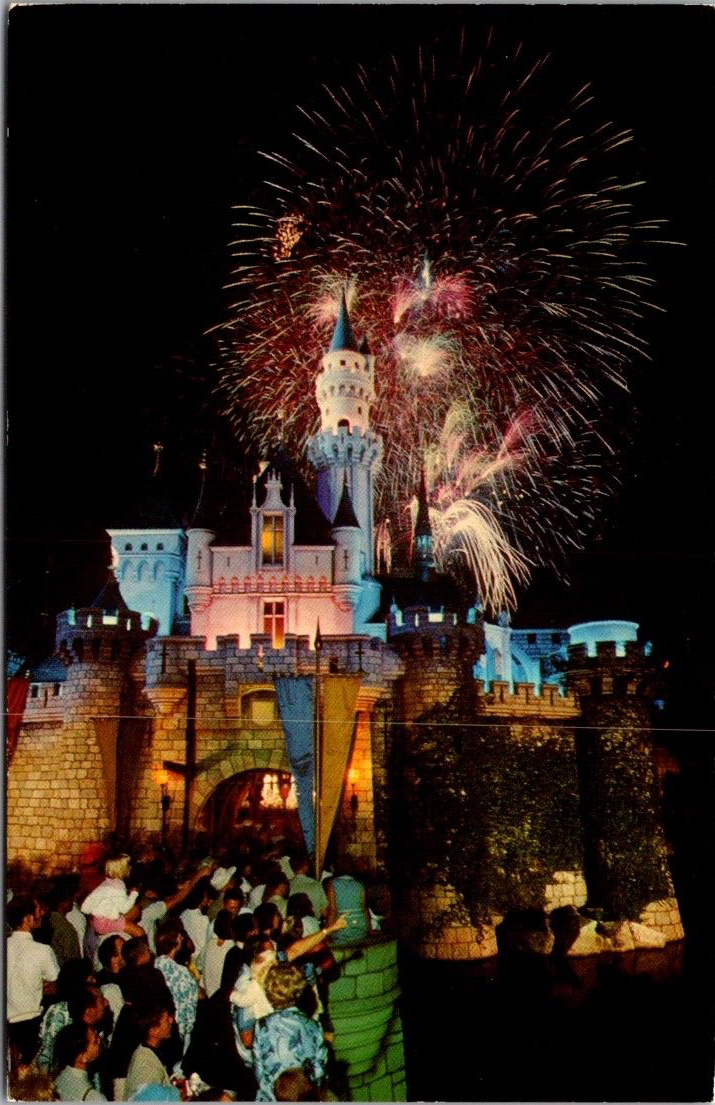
[182,947,256,1099]
[123,1004,176,1100]
[44,877,82,966]
[81,853,145,965]
[37,957,96,1070]
[139,864,214,954]
[288,852,328,923]
[7,894,60,1065]
[95,935,125,1039]
[201,909,236,998]
[179,878,214,969]
[285,893,320,937]
[233,912,260,949]
[252,964,329,1102]
[325,860,371,946]
[154,921,201,1053]
[207,862,238,922]
[52,1022,107,1101]
[207,884,244,939]
[262,873,290,919]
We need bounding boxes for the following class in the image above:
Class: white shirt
[7,931,59,1022]
[140,900,167,952]
[180,907,209,964]
[248,884,266,911]
[201,936,235,997]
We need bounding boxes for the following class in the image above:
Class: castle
[7,296,683,961]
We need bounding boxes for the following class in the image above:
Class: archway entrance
[198,769,304,854]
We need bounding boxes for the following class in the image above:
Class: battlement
[475,679,580,718]
[307,427,383,466]
[55,605,155,666]
[145,631,404,692]
[567,639,647,663]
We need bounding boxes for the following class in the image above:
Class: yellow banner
[318,675,361,873]
[92,718,118,832]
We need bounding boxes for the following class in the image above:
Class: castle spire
[332,474,360,529]
[329,291,358,353]
[413,467,435,582]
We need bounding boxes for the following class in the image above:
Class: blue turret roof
[329,293,358,353]
[30,656,68,683]
[332,477,360,529]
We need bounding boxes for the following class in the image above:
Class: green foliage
[401,685,583,931]
[577,699,672,919]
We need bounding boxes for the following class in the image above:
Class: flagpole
[313,622,323,880]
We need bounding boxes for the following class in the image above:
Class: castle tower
[107,444,186,636]
[185,452,218,619]
[566,621,683,941]
[7,573,155,873]
[331,475,362,591]
[413,468,435,583]
[307,296,382,577]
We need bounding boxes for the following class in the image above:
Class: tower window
[263,601,285,649]
[125,543,133,551]
[338,419,350,431]
[157,543,164,551]
[261,514,284,566]
[30,684,39,699]
[141,543,148,551]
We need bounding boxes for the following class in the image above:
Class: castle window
[141,543,148,551]
[73,640,84,661]
[86,615,93,627]
[263,601,285,649]
[261,514,284,566]
[157,543,164,551]
[125,543,133,551]
[30,684,39,699]
[111,640,120,661]
[242,690,277,727]
[527,633,537,645]
[52,683,62,697]
[91,638,101,661]
[338,419,350,431]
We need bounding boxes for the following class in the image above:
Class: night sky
[7,4,715,678]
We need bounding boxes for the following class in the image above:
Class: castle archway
[196,768,303,854]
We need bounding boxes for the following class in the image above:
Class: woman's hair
[274,1067,317,1101]
[212,909,234,941]
[155,924,181,958]
[263,964,309,1011]
[233,913,258,944]
[286,892,313,919]
[53,1022,94,1070]
[254,902,281,934]
[57,956,95,1000]
[97,934,124,971]
[104,852,131,880]
[133,1002,172,1041]
[67,986,102,1025]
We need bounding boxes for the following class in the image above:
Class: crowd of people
[6,835,390,1102]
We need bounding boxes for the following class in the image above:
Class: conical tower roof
[91,570,129,613]
[332,476,360,529]
[329,293,358,353]
[414,468,432,539]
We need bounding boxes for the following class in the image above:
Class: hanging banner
[6,674,30,765]
[275,676,315,856]
[318,675,361,875]
[92,718,119,833]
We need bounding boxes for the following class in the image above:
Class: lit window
[261,514,284,566]
[241,690,277,727]
[263,600,285,649]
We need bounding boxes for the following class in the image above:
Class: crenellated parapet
[56,606,154,667]
[475,679,579,719]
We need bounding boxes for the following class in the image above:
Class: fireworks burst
[215,27,672,612]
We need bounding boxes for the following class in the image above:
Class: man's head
[7,895,41,932]
[122,936,152,969]
[222,887,244,916]
[135,1003,174,1048]
[98,934,125,974]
